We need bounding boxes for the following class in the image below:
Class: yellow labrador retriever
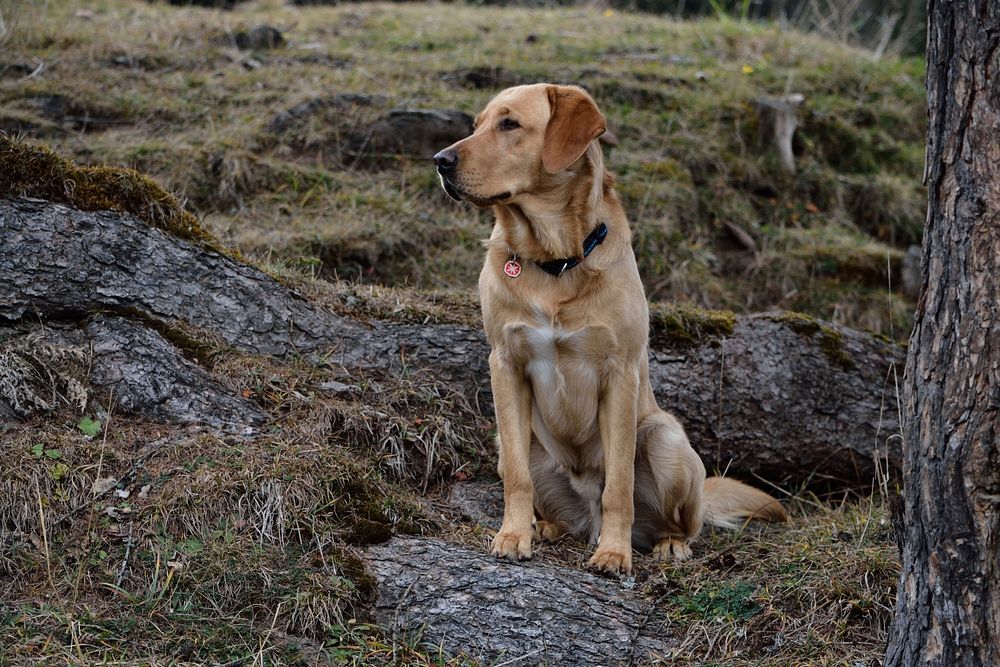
[435,83,786,575]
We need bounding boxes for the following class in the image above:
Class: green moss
[639,158,692,181]
[770,312,854,369]
[317,462,428,545]
[332,548,378,602]
[650,302,737,347]
[0,135,225,255]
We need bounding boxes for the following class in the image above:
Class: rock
[0,62,37,79]
[22,94,125,132]
[318,379,358,396]
[443,66,527,90]
[349,109,473,161]
[234,25,284,50]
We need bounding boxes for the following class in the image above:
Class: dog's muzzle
[434,148,464,201]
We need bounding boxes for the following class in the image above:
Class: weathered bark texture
[366,536,675,664]
[1,198,339,356]
[39,316,265,429]
[0,197,902,486]
[648,317,900,485]
[884,2,1000,665]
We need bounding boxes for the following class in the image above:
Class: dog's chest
[502,316,616,444]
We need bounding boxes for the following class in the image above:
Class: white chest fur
[501,318,617,451]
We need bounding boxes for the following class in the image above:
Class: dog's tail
[702,477,788,529]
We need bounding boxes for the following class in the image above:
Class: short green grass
[2,0,924,338]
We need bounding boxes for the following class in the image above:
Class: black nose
[434,148,458,173]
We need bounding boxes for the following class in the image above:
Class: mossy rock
[0,134,224,254]
[649,302,737,348]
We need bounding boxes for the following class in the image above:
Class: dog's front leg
[489,348,534,560]
[590,366,638,575]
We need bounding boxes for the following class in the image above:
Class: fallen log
[365,536,674,664]
[20,315,265,429]
[0,197,902,487]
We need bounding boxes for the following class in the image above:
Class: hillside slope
[2,0,925,337]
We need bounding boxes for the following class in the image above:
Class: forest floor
[0,0,913,663]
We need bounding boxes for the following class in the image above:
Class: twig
[115,521,134,587]
[74,386,115,603]
[1,57,49,90]
[493,647,545,666]
[35,476,54,590]
[252,601,284,667]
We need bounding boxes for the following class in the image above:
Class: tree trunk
[884,2,1000,664]
[0,197,902,488]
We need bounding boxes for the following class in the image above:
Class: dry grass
[0,330,90,418]
[2,0,924,338]
[0,320,901,664]
[442,487,897,666]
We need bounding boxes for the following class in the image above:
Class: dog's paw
[491,527,533,561]
[534,520,564,542]
[588,546,632,575]
[652,537,692,563]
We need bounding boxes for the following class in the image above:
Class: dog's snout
[434,148,458,173]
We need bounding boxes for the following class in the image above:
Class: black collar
[533,222,609,277]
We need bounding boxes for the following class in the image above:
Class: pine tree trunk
[884,2,1000,664]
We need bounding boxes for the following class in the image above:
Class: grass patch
[633,498,898,664]
[672,580,761,621]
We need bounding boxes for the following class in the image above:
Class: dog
[435,83,787,574]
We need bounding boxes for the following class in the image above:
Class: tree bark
[365,536,674,664]
[1,197,902,487]
[884,2,1000,664]
[8,315,266,429]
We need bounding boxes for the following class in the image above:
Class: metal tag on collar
[504,256,522,278]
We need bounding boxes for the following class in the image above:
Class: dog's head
[434,83,606,208]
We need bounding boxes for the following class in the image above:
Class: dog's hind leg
[632,410,707,562]
[534,519,565,542]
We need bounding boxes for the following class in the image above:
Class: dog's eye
[497,118,521,131]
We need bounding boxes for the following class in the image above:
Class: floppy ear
[542,85,607,174]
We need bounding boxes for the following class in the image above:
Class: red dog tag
[504,259,522,278]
